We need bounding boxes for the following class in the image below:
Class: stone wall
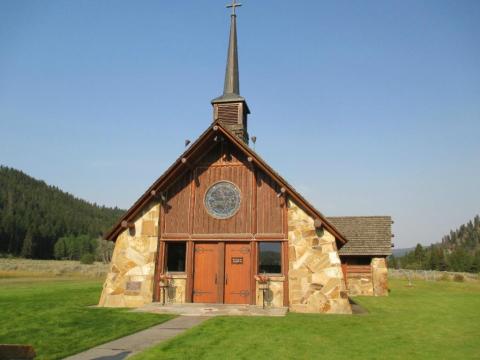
[345,272,374,296]
[372,257,388,296]
[344,258,389,297]
[287,200,352,314]
[255,277,284,308]
[160,274,187,304]
[98,201,160,308]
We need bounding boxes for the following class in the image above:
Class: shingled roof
[327,216,393,256]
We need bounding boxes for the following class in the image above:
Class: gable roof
[327,216,393,256]
[104,122,348,245]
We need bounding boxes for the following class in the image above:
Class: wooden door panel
[224,243,251,304]
[193,243,219,303]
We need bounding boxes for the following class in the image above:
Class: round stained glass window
[204,181,241,219]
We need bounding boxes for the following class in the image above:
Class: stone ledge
[166,273,188,280]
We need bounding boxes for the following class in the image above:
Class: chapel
[99,2,392,314]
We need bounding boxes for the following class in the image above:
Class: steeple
[212,0,250,144]
[223,10,240,97]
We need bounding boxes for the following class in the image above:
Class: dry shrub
[440,273,450,281]
[453,274,465,282]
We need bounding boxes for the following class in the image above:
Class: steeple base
[212,100,249,144]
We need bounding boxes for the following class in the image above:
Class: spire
[223,12,240,97]
[211,0,250,144]
[212,0,245,103]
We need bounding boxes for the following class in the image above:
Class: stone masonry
[100,198,354,313]
[98,201,160,308]
[287,200,352,314]
[344,257,389,296]
[372,257,388,296]
[345,272,374,296]
[255,277,284,308]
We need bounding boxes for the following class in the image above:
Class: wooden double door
[193,242,251,304]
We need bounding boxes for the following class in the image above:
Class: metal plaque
[126,281,142,291]
[204,181,241,219]
[231,257,244,265]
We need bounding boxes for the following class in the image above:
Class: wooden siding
[161,142,286,240]
[163,173,191,236]
[256,171,284,236]
[193,165,252,235]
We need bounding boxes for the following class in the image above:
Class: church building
[99,3,392,314]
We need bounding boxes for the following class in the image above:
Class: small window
[258,242,282,274]
[166,242,186,273]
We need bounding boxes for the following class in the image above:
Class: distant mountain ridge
[392,215,480,273]
[392,247,415,257]
[0,166,125,259]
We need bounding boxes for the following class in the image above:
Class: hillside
[392,215,480,273]
[392,247,414,257]
[0,166,125,259]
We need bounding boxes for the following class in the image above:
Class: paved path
[135,303,288,317]
[64,316,208,360]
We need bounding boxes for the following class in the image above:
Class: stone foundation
[99,198,358,311]
[345,272,374,296]
[98,201,160,308]
[160,274,187,304]
[255,277,284,308]
[287,200,352,314]
[344,257,389,296]
[372,257,388,296]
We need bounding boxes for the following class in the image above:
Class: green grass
[134,279,480,360]
[0,277,174,359]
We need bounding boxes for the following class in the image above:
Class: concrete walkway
[135,303,288,317]
[64,316,208,360]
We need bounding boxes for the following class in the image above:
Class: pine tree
[413,244,426,269]
[20,231,33,258]
[54,238,67,259]
[472,250,480,273]
[388,255,399,269]
[0,166,125,259]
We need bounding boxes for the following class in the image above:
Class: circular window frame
[204,180,242,220]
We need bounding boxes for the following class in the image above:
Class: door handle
[215,274,217,284]
[225,274,228,285]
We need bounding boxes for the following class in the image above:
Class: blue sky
[1,0,479,248]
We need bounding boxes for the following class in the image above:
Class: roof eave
[104,122,348,245]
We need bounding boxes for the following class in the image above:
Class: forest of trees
[390,215,480,273]
[0,166,124,259]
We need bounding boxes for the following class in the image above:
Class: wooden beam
[181,157,195,171]
[250,241,256,305]
[104,124,217,241]
[153,202,164,302]
[283,240,289,307]
[186,240,194,303]
[0,345,36,360]
[216,125,348,244]
[218,242,225,303]
[121,220,135,230]
[314,218,322,229]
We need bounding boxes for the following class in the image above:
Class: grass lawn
[0,277,174,360]
[134,279,480,360]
